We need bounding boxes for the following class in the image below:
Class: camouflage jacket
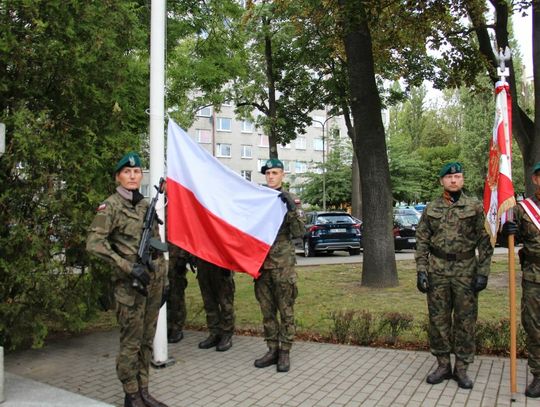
[415,193,493,277]
[86,187,165,280]
[514,196,540,283]
[262,190,305,269]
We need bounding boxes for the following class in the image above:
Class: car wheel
[326,250,334,255]
[303,240,315,257]
[349,248,360,256]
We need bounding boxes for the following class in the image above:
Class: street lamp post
[312,116,334,211]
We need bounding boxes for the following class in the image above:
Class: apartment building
[185,104,349,193]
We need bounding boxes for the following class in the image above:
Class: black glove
[417,271,429,293]
[131,263,150,287]
[472,275,488,292]
[502,221,518,236]
[160,286,170,308]
[279,192,297,212]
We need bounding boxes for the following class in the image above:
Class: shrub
[350,310,378,346]
[379,311,414,345]
[330,310,355,343]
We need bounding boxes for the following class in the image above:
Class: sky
[513,10,533,78]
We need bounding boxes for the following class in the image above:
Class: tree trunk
[263,15,278,158]
[352,151,362,218]
[339,0,398,287]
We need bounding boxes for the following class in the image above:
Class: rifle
[132,177,168,296]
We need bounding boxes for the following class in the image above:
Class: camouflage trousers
[115,272,164,394]
[196,261,235,335]
[522,279,540,376]
[254,266,298,350]
[427,273,478,364]
[167,257,188,331]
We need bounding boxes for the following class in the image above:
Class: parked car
[302,211,362,257]
[393,209,419,251]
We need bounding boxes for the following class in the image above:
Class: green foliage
[378,311,414,345]
[299,133,353,208]
[0,1,149,349]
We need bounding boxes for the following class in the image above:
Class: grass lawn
[86,254,522,353]
[181,254,521,335]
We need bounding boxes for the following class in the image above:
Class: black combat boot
[254,348,278,368]
[453,359,473,389]
[277,349,290,372]
[216,333,233,352]
[426,355,452,384]
[140,387,168,407]
[526,376,540,398]
[124,392,146,407]
[167,327,184,344]
[198,334,220,349]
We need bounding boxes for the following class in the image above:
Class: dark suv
[302,212,362,257]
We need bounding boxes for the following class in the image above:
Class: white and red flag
[483,81,516,245]
[166,119,286,278]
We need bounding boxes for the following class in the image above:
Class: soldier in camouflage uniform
[86,152,168,407]
[166,243,190,343]
[502,161,540,398]
[195,258,236,351]
[254,158,305,372]
[415,162,493,390]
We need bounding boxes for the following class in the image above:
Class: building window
[312,115,325,126]
[257,159,267,170]
[241,145,252,158]
[197,106,212,117]
[241,120,254,133]
[241,170,252,181]
[282,160,292,173]
[217,117,232,131]
[196,129,212,144]
[216,143,231,157]
[295,136,306,150]
[258,134,269,147]
[295,161,307,173]
[313,138,324,151]
[222,100,233,107]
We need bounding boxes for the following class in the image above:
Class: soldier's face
[440,172,464,192]
[116,167,143,190]
[265,168,285,189]
[532,172,540,189]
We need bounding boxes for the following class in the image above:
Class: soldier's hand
[279,192,297,212]
[416,271,429,293]
[472,275,488,293]
[502,221,518,236]
[131,263,150,287]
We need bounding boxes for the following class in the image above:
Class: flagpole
[149,0,174,368]
[496,47,517,396]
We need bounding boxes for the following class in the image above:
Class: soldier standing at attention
[415,162,493,389]
[87,152,168,407]
[502,161,540,398]
[254,158,305,372]
[195,258,235,351]
[166,243,190,343]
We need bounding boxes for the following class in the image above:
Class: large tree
[0,1,149,349]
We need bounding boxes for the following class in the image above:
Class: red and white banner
[483,81,516,245]
[166,120,287,278]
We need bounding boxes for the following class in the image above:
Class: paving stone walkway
[4,329,540,407]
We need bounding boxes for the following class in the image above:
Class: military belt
[521,250,540,265]
[430,248,475,261]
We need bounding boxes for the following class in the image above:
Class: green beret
[533,161,540,174]
[114,152,142,174]
[439,162,463,178]
[260,158,284,174]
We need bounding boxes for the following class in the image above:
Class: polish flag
[166,119,287,278]
[483,81,516,246]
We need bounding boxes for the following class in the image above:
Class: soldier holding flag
[503,162,540,398]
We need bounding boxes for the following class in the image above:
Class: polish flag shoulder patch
[97,203,107,212]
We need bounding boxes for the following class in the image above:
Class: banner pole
[508,233,517,396]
